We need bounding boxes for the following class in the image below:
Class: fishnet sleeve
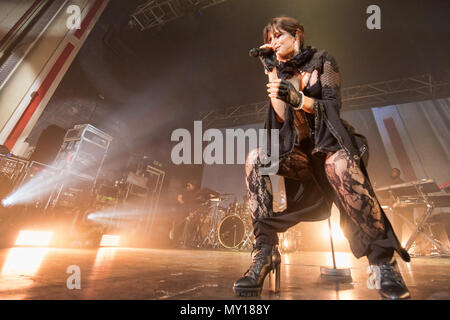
[317,52,342,113]
[308,51,348,155]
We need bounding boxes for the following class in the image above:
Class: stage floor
[0,247,448,300]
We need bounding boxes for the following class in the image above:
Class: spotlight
[323,223,345,244]
[282,238,289,250]
[2,163,62,207]
[100,235,120,247]
[1,198,12,207]
[15,230,53,247]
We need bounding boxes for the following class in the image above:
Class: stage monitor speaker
[29,125,66,165]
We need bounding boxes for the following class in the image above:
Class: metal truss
[342,71,450,111]
[201,71,450,129]
[130,0,227,31]
[200,100,269,129]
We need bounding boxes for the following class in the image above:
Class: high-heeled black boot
[376,260,411,300]
[233,244,281,297]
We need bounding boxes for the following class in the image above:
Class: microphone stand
[320,217,352,282]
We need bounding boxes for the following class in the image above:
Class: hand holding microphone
[249,44,279,73]
[250,44,305,112]
[248,45,275,58]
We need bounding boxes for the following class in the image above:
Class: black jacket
[262,47,409,261]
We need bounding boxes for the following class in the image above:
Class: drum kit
[180,193,254,250]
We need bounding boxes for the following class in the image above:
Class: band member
[179,182,220,207]
[171,181,219,247]
[170,181,199,246]
[233,16,411,299]
[390,168,404,185]
[177,181,200,209]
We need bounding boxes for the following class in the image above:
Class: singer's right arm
[267,69,287,122]
[257,44,287,122]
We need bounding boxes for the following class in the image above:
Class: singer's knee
[325,149,349,178]
[246,148,261,176]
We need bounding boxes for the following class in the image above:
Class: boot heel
[233,244,279,297]
[268,262,280,293]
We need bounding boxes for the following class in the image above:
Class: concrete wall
[398,99,450,186]
[0,0,35,40]
[372,98,450,186]
[341,108,393,188]
[0,0,109,157]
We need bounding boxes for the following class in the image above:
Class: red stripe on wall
[0,0,43,48]
[383,117,417,181]
[74,0,104,39]
[4,0,107,150]
[4,43,75,150]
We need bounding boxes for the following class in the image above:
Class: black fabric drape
[261,48,410,262]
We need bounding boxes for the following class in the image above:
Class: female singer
[233,16,411,299]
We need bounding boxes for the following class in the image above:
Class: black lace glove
[259,50,279,72]
[274,79,304,109]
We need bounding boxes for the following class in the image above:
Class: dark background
[30,0,450,198]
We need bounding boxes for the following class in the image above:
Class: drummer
[172,181,220,247]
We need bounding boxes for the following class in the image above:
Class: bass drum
[218,215,246,249]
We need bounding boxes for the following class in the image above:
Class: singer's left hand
[267,79,316,113]
[267,79,303,108]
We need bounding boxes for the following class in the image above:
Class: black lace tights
[246,148,386,241]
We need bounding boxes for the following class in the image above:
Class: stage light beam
[1,198,12,207]
[283,238,289,250]
[15,230,53,247]
[323,222,346,244]
[100,235,120,247]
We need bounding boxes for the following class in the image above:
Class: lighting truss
[201,71,450,129]
[130,0,228,31]
[342,72,450,111]
[200,100,269,129]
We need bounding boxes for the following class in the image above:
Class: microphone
[249,46,274,58]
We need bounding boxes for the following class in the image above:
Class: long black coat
[261,47,409,261]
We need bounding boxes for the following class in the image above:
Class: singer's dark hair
[263,16,305,49]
